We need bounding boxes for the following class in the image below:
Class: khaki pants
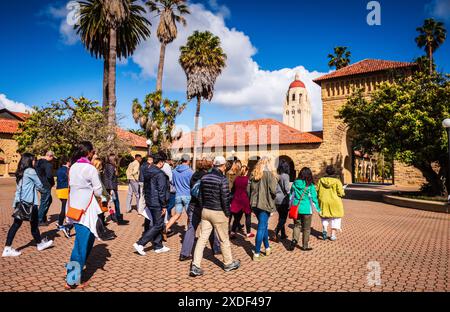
[193,209,233,268]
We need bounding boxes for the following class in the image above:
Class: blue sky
[1,0,449,132]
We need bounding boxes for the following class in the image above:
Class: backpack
[191,180,201,199]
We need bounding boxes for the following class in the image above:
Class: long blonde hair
[92,158,103,172]
[252,157,276,181]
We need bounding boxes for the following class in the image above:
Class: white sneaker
[133,243,146,256]
[154,246,170,254]
[2,247,21,257]
[37,238,53,251]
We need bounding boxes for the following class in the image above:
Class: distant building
[0,108,147,176]
[172,59,426,187]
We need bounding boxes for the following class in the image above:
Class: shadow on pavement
[82,244,111,283]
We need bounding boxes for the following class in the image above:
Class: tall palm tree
[415,18,447,75]
[146,0,190,93]
[76,0,151,119]
[179,31,227,170]
[328,46,351,70]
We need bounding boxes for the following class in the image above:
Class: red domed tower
[283,73,312,132]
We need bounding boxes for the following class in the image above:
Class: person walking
[65,141,103,289]
[133,152,171,255]
[190,156,240,277]
[138,155,153,233]
[126,154,142,213]
[161,158,175,239]
[2,153,54,257]
[165,155,193,235]
[56,156,72,238]
[317,166,345,241]
[249,157,277,261]
[288,167,321,252]
[103,154,128,225]
[274,159,291,241]
[179,159,221,261]
[230,165,254,239]
[36,150,56,225]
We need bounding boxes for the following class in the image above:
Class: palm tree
[415,18,447,75]
[76,0,151,119]
[328,46,351,70]
[179,31,227,170]
[146,0,190,93]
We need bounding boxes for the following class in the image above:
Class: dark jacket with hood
[143,164,169,210]
[199,167,231,217]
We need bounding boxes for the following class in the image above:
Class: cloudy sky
[1,0,450,131]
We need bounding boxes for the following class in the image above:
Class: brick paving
[0,178,448,292]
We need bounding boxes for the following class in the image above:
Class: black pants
[275,204,289,236]
[231,211,251,234]
[6,205,41,247]
[137,208,164,250]
[58,199,67,226]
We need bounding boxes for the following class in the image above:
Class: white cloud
[132,3,327,130]
[0,94,33,113]
[426,0,450,21]
[47,3,78,45]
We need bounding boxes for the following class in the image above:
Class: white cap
[213,156,226,166]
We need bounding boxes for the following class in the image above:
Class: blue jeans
[108,189,122,218]
[254,208,270,254]
[66,224,95,285]
[174,195,191,214]
[38,188,52,223]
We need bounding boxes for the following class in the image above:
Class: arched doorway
[275,156,296,182]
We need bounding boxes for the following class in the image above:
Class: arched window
[299,94,302,103]
[286,110,289,115]
[291,110,295,115]
[292,93,296,101]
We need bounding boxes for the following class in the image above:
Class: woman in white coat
[65,141,103,290]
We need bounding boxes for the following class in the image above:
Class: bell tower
[283,73,312,132]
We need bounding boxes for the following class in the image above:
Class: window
[286,110,289,115]
[291,110,295,115]
[292,93,296,101]
[299,94,302,103]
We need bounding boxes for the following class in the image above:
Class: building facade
[172,59,427,187]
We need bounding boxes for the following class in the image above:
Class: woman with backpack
[288,167,321,252]
[274,159,291,241]
[179,159,220,262]
[2,153,54,257]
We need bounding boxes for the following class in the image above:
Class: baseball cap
[213,156,226,166]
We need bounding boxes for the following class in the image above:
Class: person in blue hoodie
[165,154,193,234]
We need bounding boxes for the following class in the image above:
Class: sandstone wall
[0,134,20,176]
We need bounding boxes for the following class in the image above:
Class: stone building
[172,59,427,187]
[283,73,312,132]
[0,108,147,177]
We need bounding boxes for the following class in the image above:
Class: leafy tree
[15,97,128,159]
[328,46,351,70]
[76,0,151,118]
[146,0,190,93]
[338,72,450,195]
[415,18,447,75]
[414,55,436,74]
[132,91,186,154]
[179,31,227,170]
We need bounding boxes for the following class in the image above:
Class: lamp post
[442,119,450,201]
[146,139,152,157]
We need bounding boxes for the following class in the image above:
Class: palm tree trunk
[192,96,202,171]
[102,57,109,119]
[156,43,166,93]
[428,45,433,75]
[107,27,118,142]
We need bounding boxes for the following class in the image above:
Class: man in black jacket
[190,156,240,277]
[36,151,56,225]
[133,152,170,255]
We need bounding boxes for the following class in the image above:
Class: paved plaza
[0,178,448,292]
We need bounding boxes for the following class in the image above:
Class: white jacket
[68,162,103,238]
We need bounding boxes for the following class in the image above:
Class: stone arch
[275,155,296,182]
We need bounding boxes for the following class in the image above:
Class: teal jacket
[290,180,321,215]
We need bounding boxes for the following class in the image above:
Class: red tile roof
[314,59,417,83]
[116,128,147,149]
[289,80,306,89]
[12,112,30,121]
[172,119,323,150]
[0,119,22,134]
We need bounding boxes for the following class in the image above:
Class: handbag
[67,192,94,221]
[12,179,35,221]
[288,187,308,220]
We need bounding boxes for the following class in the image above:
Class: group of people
[3,140,346,289]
